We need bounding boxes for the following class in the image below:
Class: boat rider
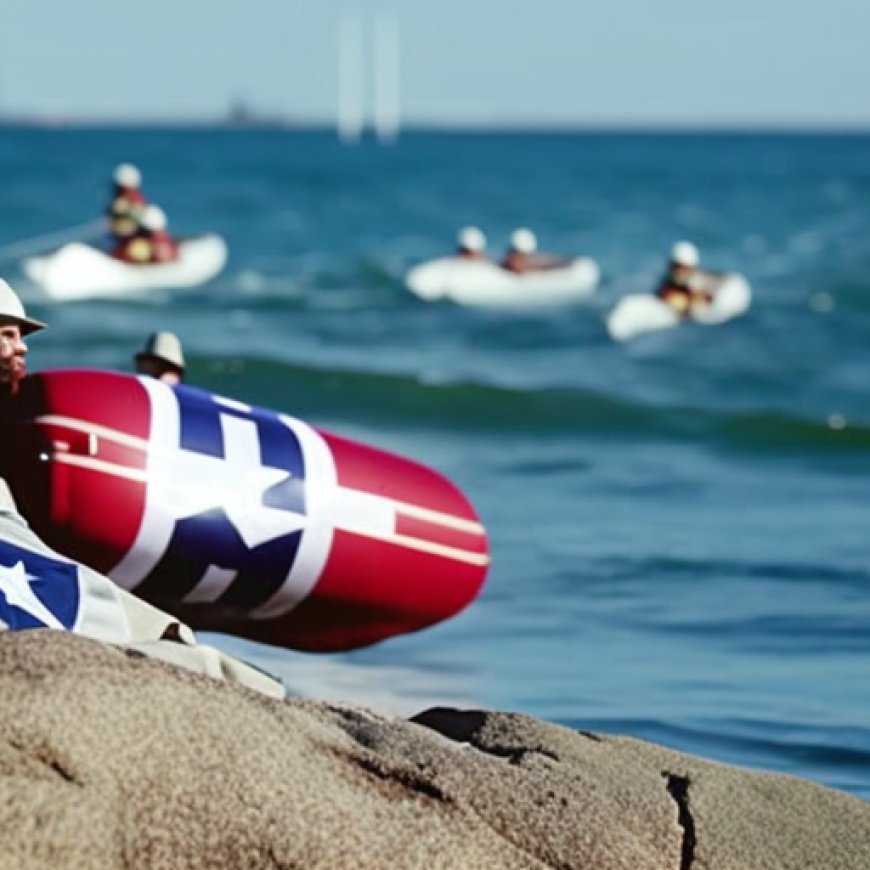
[134,331,186,385]
[500,228,571,274]
[107,163,147,244]
[456,226,488,260]
[112,205,180,265]
[655,241,714,316]
[0,276,285,698]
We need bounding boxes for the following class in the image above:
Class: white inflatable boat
[22,234,228,301]
[405,256,600,308]
[606,273,752,342]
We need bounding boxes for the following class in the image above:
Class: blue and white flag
[0,507,285,697]
[0,521,134,643]
[0,540,81,630]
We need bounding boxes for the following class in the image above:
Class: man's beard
[0,361,26,397]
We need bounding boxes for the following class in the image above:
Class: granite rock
[0,630,868,869]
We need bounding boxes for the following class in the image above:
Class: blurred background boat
[22,233,227,300]
[405,252,599,307]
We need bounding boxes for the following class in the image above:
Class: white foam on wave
[308,288,374,311]
[809,292,835,314]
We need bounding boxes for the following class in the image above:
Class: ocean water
[1,127,869,798]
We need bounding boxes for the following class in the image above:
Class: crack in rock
[353,755,448,802]
[663,772,696,870]
[475,745,559,766]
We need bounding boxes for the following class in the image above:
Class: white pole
[373,11,400,144]
[338,11,365,144]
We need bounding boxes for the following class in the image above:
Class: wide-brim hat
[0,278,46,336]
[135,331,185,371]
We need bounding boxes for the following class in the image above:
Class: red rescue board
[1,369,489,651]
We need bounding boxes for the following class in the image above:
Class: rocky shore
[1,630,868,869]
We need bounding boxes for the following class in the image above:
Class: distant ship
[224,100,296,130]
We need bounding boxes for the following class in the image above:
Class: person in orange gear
[107,163,147,243]
[144,205,180,263]
[655,241,713,316]
[113,205,180,265]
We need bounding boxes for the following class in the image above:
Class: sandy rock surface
[0,631,868,869]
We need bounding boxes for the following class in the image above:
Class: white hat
[670,240,699,267]
[140,205,168,232]
[136,331,185,372]
[0,278,46,336]
[457,226,486,253]
[113,163,142,188]
[510,228,537,254]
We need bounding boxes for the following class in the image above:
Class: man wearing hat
[0,277,46,400]
[0,278,283,697]
[135,330,186,385]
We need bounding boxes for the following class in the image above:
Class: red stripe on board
[394,511,488,558]
[321,429,482,522]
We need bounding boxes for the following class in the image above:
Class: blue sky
[1,0,868,128]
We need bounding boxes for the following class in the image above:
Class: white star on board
[0,560,65,629]
[153,412,306,550]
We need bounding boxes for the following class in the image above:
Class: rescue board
[21,235,227,300]
[406,255,599,307]
[0,370,490,652]
[607,272,752,341]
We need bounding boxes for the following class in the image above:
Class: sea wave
[191,355,870,454]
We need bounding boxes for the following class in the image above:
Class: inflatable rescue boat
[405,256,599,308]
[22,235,227,300]
[606,273,752,341]
[0,370,489,652]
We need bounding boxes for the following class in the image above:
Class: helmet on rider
[140,205,168,232]
[670,240,699,268]
[457,226,486,254]
[510,228,537,254]
[113,163,142,189]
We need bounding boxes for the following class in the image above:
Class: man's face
[136,356,182,385]
[0,322,28,396]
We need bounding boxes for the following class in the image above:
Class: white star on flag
[152,412,305,550]
[0,560,65,629]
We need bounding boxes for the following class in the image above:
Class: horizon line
[0,111,868,136]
